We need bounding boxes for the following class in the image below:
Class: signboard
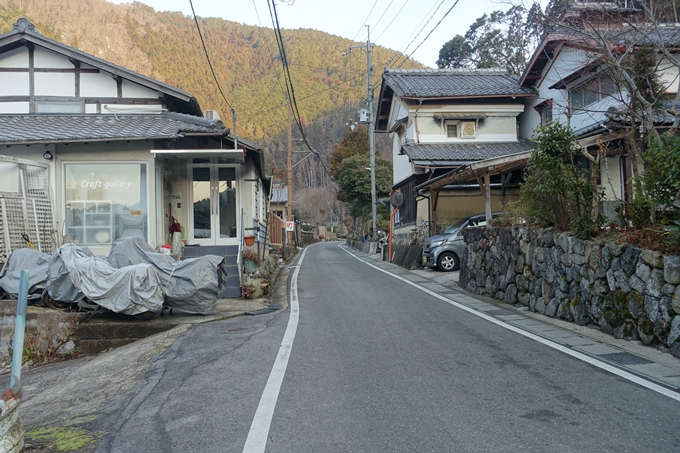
[285,221,295,232]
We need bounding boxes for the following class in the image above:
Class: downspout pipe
[414,98,423,143]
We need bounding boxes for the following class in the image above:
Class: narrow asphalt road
[92,242,680,452]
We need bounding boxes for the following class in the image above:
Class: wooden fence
[268,212,285,247]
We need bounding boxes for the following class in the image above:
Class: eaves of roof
[0,112,229,145]
[401,141,533,165]
[382,68,536,99]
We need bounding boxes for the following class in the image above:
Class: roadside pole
[0,269,29,453]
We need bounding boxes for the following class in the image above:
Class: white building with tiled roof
[375,67,536,244]
[0,18,270,297]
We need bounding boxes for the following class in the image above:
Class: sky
[107,0,513,68]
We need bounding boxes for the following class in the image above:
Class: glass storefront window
[64,163,148,245]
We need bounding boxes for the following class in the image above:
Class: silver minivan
[421,213,500,272]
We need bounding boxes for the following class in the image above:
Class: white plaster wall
[392,132,412,184]
[34,47,72,68]
[0,47,28,67]
[0,101,29,113]
[658,56,680,93]
[0,73,29,96]
[81,71,118,97]
[122,80,158,98]
[35,72,75,96]
[521,46,590,138]
[0,162,20,192]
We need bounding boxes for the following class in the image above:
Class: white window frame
[62,161,151,246]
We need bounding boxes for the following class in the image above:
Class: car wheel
[437,252,459,272]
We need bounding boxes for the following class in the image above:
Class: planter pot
[244,236,255,246]
[243,259,258,273]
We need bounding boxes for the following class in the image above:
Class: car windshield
[442,218,468,235]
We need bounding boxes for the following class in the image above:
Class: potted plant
[244,236,255,246]
[243,249,259,273]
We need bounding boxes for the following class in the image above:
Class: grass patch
[27,427,95,451]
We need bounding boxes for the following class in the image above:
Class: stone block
[570,237,586,255]
[647,269,665,298]
[621,246,641,276]
[664,255,680,285]
[606,269,617,291]
[673,286,680,314]
[668,316,680,346]
[546,298,559,317]
[630,274,647,295]
[571,254,585,266]
[645,295,660,323]
[635,261,651,282]
[504,284,518,304]
[558,233,570,253]
[662,283,676,297]
[637,316,657,345]
[614,269,631,293]
[641,249,664,268]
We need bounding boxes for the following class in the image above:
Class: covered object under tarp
[53,244,164,316]
[0,248,50,300]
[107,237,226,315]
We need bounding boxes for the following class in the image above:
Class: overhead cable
[396,0,460,68]
[188,0,233,111]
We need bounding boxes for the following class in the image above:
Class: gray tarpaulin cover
[0,248,51,300]
[46,245,95,303]
[54,243,164,316]
[108,237,226,315]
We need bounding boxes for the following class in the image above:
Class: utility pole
[366,25,376,241]
[287,100,293,246]
[346,26,377,241]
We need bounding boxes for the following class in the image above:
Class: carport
[415,151,532,235]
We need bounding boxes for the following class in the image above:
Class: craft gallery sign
[80,179,133,190]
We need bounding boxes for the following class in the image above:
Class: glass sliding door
[192,167,212,239]
[218,167,237,239]
[190,162,239,245]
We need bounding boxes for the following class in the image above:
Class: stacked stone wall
[460,227,680,357]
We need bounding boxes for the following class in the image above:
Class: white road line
[339,245,680,403]
[242,248,306,453]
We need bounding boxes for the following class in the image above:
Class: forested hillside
[0,0,418,167]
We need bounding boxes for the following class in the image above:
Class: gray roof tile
[383,68,536,98]
[0,113,227,144]
[402,141,533,164]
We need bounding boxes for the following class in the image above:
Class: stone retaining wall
[460,227,680,357]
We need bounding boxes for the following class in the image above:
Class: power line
[267,0,332,179]
[396,0,460,68]
[188,0,233,112]
[371,0,395,33]
[392,0,447,68]
[352,0,381,41]
[374,0,409,42]
[380,0,440,68]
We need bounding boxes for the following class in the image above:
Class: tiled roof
[382,68,536,99]
[0,112,228,145]
[402,141,533,165]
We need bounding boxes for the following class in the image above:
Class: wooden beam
[430,189,439,237]
[477,174,492,222]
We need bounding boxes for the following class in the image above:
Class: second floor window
[446,124,458,138]
[569,76,616,110]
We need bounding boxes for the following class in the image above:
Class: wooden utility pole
[287,101,293,245]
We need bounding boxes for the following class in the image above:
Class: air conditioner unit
[461,121,476,138]
[204,110,221,121]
